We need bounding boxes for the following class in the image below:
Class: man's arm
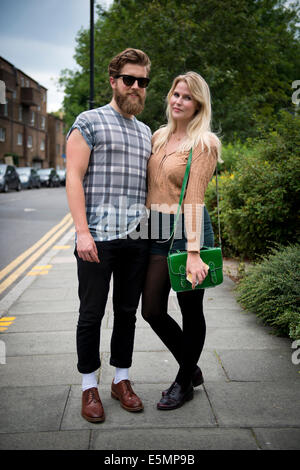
[66,129,100,263]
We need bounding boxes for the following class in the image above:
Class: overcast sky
[0,0,112,112]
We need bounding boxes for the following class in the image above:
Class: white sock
[113,367,129,384]
[82,371,97,391]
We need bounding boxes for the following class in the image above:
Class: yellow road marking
[0,316,15,332]
[27,265,52,276]
[27,270,49,276]
[0,213,72,282]
[0,215,73,295]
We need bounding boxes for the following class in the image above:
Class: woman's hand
[186,252,209,289]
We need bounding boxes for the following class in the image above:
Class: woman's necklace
[172,132,186,141]
[165,132,186,157]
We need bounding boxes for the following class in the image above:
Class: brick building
[0,57,65,169]
[48,113,66,169]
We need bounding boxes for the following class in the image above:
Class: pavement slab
[0,240,299,451]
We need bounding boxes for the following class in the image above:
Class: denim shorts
[149,207,215,256]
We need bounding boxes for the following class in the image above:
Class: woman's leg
[141,254,184,365]
[142,254,206,388]
[175,289,206,388]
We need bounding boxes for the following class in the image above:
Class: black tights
[141,255,206,389]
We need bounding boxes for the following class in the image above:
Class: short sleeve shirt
[67,104,152,241]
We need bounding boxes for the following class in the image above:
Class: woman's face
[169,81,199,124]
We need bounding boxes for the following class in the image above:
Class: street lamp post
[89,0,94,110]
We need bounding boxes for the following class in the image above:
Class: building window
[25,79,29,87]
[40,140,45,151]
[3,102,8,116]
[56,143,60,155]
[12,90,17,100]
[41,116,46,129]
[0,128,6,142]
[56,121,60,132]
[30,111,35,126]
[19,106,23,122]
[17,133,23,146]
[21,77,24,87]
[27,135,33,148]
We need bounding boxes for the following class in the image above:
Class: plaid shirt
[67,104,152,241]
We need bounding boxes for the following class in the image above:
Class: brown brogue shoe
[111,380,144,412]
[81,387,105,423]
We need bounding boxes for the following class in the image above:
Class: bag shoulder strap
[169,148,193,252]
[169,148,221,252]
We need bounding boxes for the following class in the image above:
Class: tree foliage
[205,110,300,259]
[60,0,300,141]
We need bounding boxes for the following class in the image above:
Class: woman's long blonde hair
[152,71,222,162]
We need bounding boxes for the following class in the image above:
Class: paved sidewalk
[0,228,299,451]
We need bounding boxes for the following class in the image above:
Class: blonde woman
[142,71,222,410]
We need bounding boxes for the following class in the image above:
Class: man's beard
[114,89,145,116]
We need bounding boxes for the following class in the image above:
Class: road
[0,186,71,300]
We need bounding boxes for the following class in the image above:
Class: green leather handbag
[166,148,223,292]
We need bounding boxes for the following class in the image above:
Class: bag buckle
[208,261,217,284]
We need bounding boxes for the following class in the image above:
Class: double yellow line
[0,213,73,296]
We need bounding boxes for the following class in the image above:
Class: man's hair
[108,48,151,77]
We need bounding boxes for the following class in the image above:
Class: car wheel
[3,183,8,193]
[16,182,22,191]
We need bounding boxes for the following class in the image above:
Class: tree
[60,0,300,141]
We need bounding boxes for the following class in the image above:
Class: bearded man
[66,49,152,423]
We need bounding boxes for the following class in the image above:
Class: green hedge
[206,111,300,259]
[235,244,300,340]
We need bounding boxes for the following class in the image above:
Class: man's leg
[110,238,149,367]
[75,242,118,423]
[75,243,114,375]
[109,237,149,411]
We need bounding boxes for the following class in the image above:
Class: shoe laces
[87,388,99,403]
[167,382,178,397]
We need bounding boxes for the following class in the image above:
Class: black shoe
[192,366,204,387]
[157,382,194,410]
[162,366,204,396]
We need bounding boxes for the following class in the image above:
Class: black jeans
[75,237,149,374]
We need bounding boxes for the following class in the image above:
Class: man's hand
[76,232,100,263]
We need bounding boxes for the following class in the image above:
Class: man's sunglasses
[115,74,150,88]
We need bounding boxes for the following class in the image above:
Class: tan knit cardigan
[146,142,217,252]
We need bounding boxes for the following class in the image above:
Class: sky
[0,0,113,112]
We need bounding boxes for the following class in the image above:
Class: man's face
[110,63,148,116]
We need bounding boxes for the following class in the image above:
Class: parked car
[16,167,41,189]
[37,168,60,187]
[57,169,66,186]
[0,164,22,192]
